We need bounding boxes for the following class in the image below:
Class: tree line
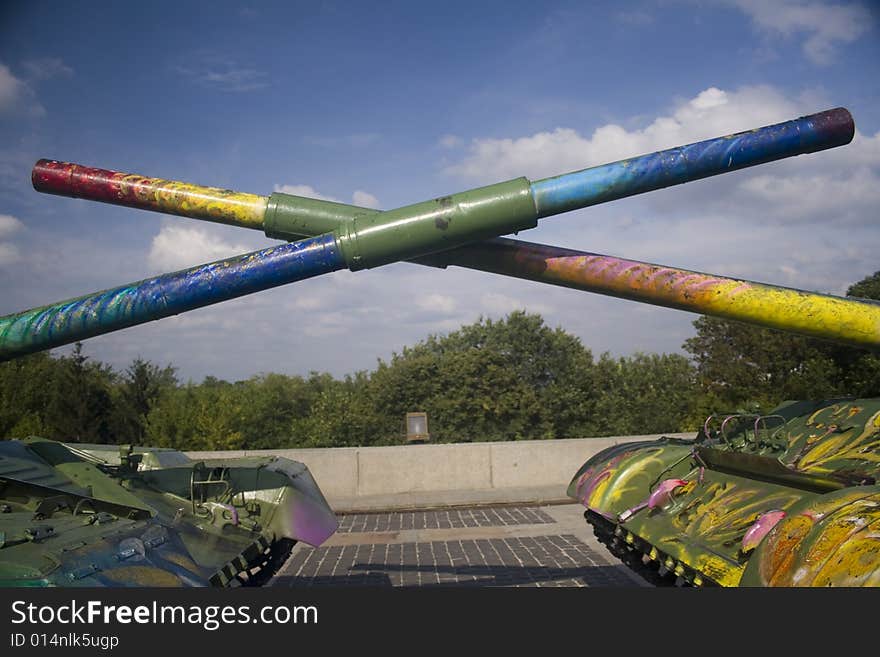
[1,272,877,451]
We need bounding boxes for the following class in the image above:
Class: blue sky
[1,1,878,381]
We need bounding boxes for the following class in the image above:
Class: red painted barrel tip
[814,107,855,146]
[31,158,68,194]
[31,159,124,203]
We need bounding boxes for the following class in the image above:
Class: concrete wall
[188,433,694,511]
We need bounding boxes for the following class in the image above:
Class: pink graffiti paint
[742,510,787,552]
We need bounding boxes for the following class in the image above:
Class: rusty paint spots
[810,532,880,586]
[747,489,880,586]
[762,514,814,585]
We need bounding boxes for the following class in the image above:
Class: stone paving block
[336,506,555,533]
[273,504,646,588]
[278,532,637,588]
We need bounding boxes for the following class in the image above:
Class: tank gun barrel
[1,172,541,359]
[30,110,878,349]
[5,108,867,358]
[418,240,880,348]
[0,235,344,361]
[33,108,853,235]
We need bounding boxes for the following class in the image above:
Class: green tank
[567,398,880,586]
[2,107,877,587]
[0,437,337,586]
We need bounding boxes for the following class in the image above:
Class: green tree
[826,272,880,397]
[683,316,841,410]
[114,357,178,444]
[42,343,117,443]
[592,352,697,435]
[237,373,333,448]
[847,271,880,300]
[296,372,380,447]
[368,311,597,442]
[144,385,199,449]
[0,352,57,437]
[146,383,246,451]
[683,270,880,412]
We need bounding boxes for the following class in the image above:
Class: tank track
[211,537,297,587]
[585,510,719,587]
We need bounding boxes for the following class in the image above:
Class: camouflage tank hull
[0,438,338,587]
[567,398,880,586]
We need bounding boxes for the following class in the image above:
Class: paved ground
[272,503,648,587]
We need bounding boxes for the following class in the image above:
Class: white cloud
[0,65,25,111]
[0,63,44,117]
[615,10,654,25]
[303,133,379,149]
[22,58,74,80]
[730,0,872,64]
[689,87,727,111]
[0,214,23,237]
[416,293,456,314]
[274,183,381,209]
[0,242,20,266]
[445,84,880,231]
[174,54,268,92]
[481,292,552,316]
[0,58,72,118]
[290,295,325,311]
[445,85,803,183]
[0,214,23,266]
[438,134,463,149]
[352,190,380,209]
[738,161,880,222]
[148,225,252,271]
[273,184,339,202]
[300,311,349,337]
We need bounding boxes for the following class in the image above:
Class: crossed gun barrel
[3,107,876,361]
